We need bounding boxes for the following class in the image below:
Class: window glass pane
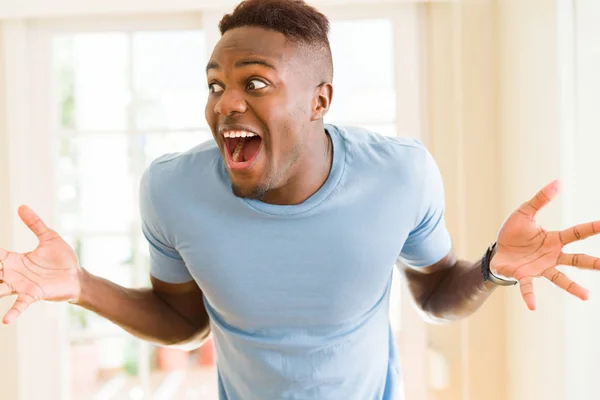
[56,134,135,234]
[79,236,133,293]
[326,19,396,124]
[140,131,214,167]
[133,31,208,130]
[54,37,76,130]
[68,236,137,399]
[52,27,217,399]
[68,235,134,334]
[70,337,141,400]
[71,338,218,400]
[355,123,397,137]
[149,340,218,399]
[54,34,130,131]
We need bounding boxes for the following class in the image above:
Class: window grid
[54,30,212,398]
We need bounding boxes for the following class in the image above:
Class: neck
[260,126,333,205]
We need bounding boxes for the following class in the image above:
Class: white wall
[499,1,566,399]
[0,22,21,400]
[430,1,600,399]
[0,21,70,400]
[564,1,600,399]
[497,0,600,399]
[426,2,509,400]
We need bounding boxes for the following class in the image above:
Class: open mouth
[223,130,262,166]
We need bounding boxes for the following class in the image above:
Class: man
[0,0,598,399]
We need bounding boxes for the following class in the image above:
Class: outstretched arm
[0,206,210,349]
[400,249,495,323]
[402,180,599,323]
[76,272,210,348]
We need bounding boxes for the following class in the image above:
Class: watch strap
[482,242,518,286]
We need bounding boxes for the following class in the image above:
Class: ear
[310,83,333,121]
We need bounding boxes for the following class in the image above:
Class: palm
[495,211,561,271]
[490,180,600,310]
[0,206,81,324]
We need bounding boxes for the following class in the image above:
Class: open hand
[0,205,81,324]
[490,180,600,311]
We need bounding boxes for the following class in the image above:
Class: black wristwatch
[481,242,518,286]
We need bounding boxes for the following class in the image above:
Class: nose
[214,88,247,116]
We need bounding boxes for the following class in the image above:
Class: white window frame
[4,4,430,399]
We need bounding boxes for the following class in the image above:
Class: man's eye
[246,79,267,91]
[209,83,224,94]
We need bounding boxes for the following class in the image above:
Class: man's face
[205,27,318,199]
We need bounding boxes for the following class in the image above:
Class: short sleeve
[398,149,452,268]
[139,165,194,283]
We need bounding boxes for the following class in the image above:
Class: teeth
[223,130,257,138]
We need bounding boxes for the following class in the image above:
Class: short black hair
[219,0,333,82]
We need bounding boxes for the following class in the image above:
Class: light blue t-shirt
[139,124,452,400]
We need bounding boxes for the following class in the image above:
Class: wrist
[489,251,515,281]
[72,267,94,308]
[488,246,500,275]
[482,243,518,287]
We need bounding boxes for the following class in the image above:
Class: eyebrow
[206,58,277,73]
